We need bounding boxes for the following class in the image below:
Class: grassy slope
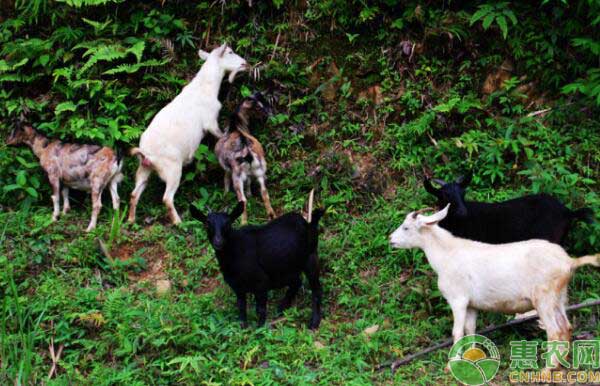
[2,176,599,385]
[1,2,600,385]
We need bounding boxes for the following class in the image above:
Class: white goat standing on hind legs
[128,43,248,224]
[389,205,600,372]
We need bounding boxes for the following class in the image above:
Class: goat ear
[198,49,210,61]
[189,205,207,223]
[456,172,472,188]
[229,201,245,221]
[424,178,441,198]
[219,43,227,57]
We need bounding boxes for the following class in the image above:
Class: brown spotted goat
[215,92,275,224]
[7,123,124,232]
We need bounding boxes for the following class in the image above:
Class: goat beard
[228,68,242,83]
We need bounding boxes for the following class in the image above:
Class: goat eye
[403,227,409,231]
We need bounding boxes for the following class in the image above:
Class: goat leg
[224,171,231,194]
[86,186,103,232]
[255,291,268,326]
[109,174,121,211]
[465,308,478,335]
[305,253,322,329]
[449,299,468,344]
[128,165,152,223]
[232,172,248,224]
[257,175,276,219]
[245,178,252,197]
[61,187,70,214]
[278,278,301,314]
[49,177,61,222]
[236,292,248,328]
[161,164,182,224]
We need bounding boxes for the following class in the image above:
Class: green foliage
[470,2,517,39]
[0,0,599,384]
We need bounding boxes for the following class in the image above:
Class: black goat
[190,200,326,329]
[424,173,593,245]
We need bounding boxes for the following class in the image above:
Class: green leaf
[127,40,145,62]
[470,8,489,25]
[391,18,404,29]
[482,13,495,30]
[496,15,508,39]
[25,187,38,198]
[16,172,27,186]
[503,9,517,25]
[240,85,252,98]
[3,184,21,192]
[38,55,50,67]
[55,101,77,115]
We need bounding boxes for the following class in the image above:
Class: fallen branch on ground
[376,299,600,372]
[97,238,113,263]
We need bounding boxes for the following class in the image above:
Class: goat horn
[412,207,435,219]
[307,189,314,223]
[432,178,446,186]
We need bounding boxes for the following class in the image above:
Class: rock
[363,324,379,336]
[155,279,171,295]
[482,59,514,95]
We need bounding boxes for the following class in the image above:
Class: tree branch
[376,299,600,372]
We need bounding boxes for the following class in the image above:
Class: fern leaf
[103,59,167,75]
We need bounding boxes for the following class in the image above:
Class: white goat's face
[389,205,450,249]
[389,216,421,249]
[199,44,248,83]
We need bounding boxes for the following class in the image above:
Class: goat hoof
[240,322,248,329]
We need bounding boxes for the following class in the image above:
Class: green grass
[1,176,599,384]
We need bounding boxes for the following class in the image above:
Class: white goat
[389,205,599,369]
[128,44,248,224]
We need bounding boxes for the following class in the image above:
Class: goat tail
[114,142,127,165]
[571,207,594,224]
[571,254,600,269]
[130,147,142,157]
[238,130,249,146]
[130,147,152,168]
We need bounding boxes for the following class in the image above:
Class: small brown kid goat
[215,92,275,224]
[7,122,124,232]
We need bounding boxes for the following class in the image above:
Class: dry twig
[376,299,600,372]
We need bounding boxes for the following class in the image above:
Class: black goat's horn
[432,178,446,186]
